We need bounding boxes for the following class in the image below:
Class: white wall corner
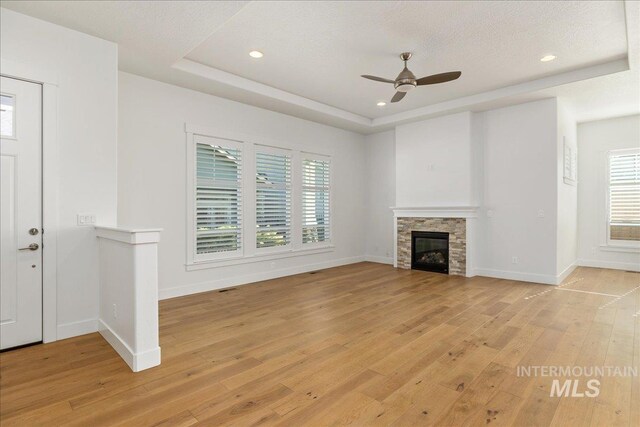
[556,262,578,285]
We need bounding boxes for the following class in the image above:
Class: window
[302,157,331,244]
[195,137,243,257]
[0,94,15,138]
[256,149,291,249]
[186,126,334,268]
[609,149,640,242]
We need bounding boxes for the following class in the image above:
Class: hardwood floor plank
[0,264,636,426]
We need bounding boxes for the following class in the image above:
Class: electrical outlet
[537,209,545,218]
[112,304,117,319]
[511,256,519,264]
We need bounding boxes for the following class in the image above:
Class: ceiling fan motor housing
[395,65,417,92]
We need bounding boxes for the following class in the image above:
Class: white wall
[556,100,578,279]
[1,9,118,338]
[364,130,395,264]
[368,100,566,284]
[118,72,367,299]
[395,112,476,207]
[577,115,640,271]
[475,98,559,283]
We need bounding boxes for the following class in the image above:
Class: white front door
[1,76,43,350]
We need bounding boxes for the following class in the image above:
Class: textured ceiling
[1,0,637,132]
[185,1,627,118]
[0,1,249,79]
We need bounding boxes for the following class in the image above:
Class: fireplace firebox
[411,231,449,274]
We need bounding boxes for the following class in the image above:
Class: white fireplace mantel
[391,206,479,218]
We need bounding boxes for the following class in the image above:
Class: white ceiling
[186,1,627,118]
[1,0,638,133]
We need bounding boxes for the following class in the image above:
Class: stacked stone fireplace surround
[396,217,467,276]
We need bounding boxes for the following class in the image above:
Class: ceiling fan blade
[416,71,462,86]
[361,75,395,84]
[391,91,406,103]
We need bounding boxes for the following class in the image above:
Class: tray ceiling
[186,1,627,118]
[1,0,636,133]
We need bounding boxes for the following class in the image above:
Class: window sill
[599,244,640,254]
[186,244,335,270]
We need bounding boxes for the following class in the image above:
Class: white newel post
[95,226,162,372]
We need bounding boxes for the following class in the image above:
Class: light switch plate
[77,213,96,226]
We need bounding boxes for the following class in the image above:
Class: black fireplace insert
[411,231,449,274]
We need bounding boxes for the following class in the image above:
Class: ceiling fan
[361,52,461,103]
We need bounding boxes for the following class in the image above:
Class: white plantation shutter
[302,157,330,244]
[195,142,242,255]
[256,150,291,248]
[609,150,640,226]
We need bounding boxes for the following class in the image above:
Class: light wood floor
[1,263,639,426]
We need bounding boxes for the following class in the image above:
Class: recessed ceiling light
[540,55,556,62]
[249,50,263,58]
[377,101,386,107]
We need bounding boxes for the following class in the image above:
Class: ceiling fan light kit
[362,52,462,103]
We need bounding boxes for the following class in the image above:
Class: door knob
[18,243,39,251]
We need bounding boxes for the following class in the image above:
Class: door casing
[1,58,59,343]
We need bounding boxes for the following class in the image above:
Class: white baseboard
[474,268,557,285]
[577,259,640,272]
[98,319,161,372]
[57,318,98,340]
[159,255,367,300]
[363,255,394,265]
[556,262,578,284]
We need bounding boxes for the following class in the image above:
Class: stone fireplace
[392,207,477,277]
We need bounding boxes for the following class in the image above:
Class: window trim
[185,124,334,269]
[605,147,640,249]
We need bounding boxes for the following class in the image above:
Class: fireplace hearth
[411,231,449,274]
